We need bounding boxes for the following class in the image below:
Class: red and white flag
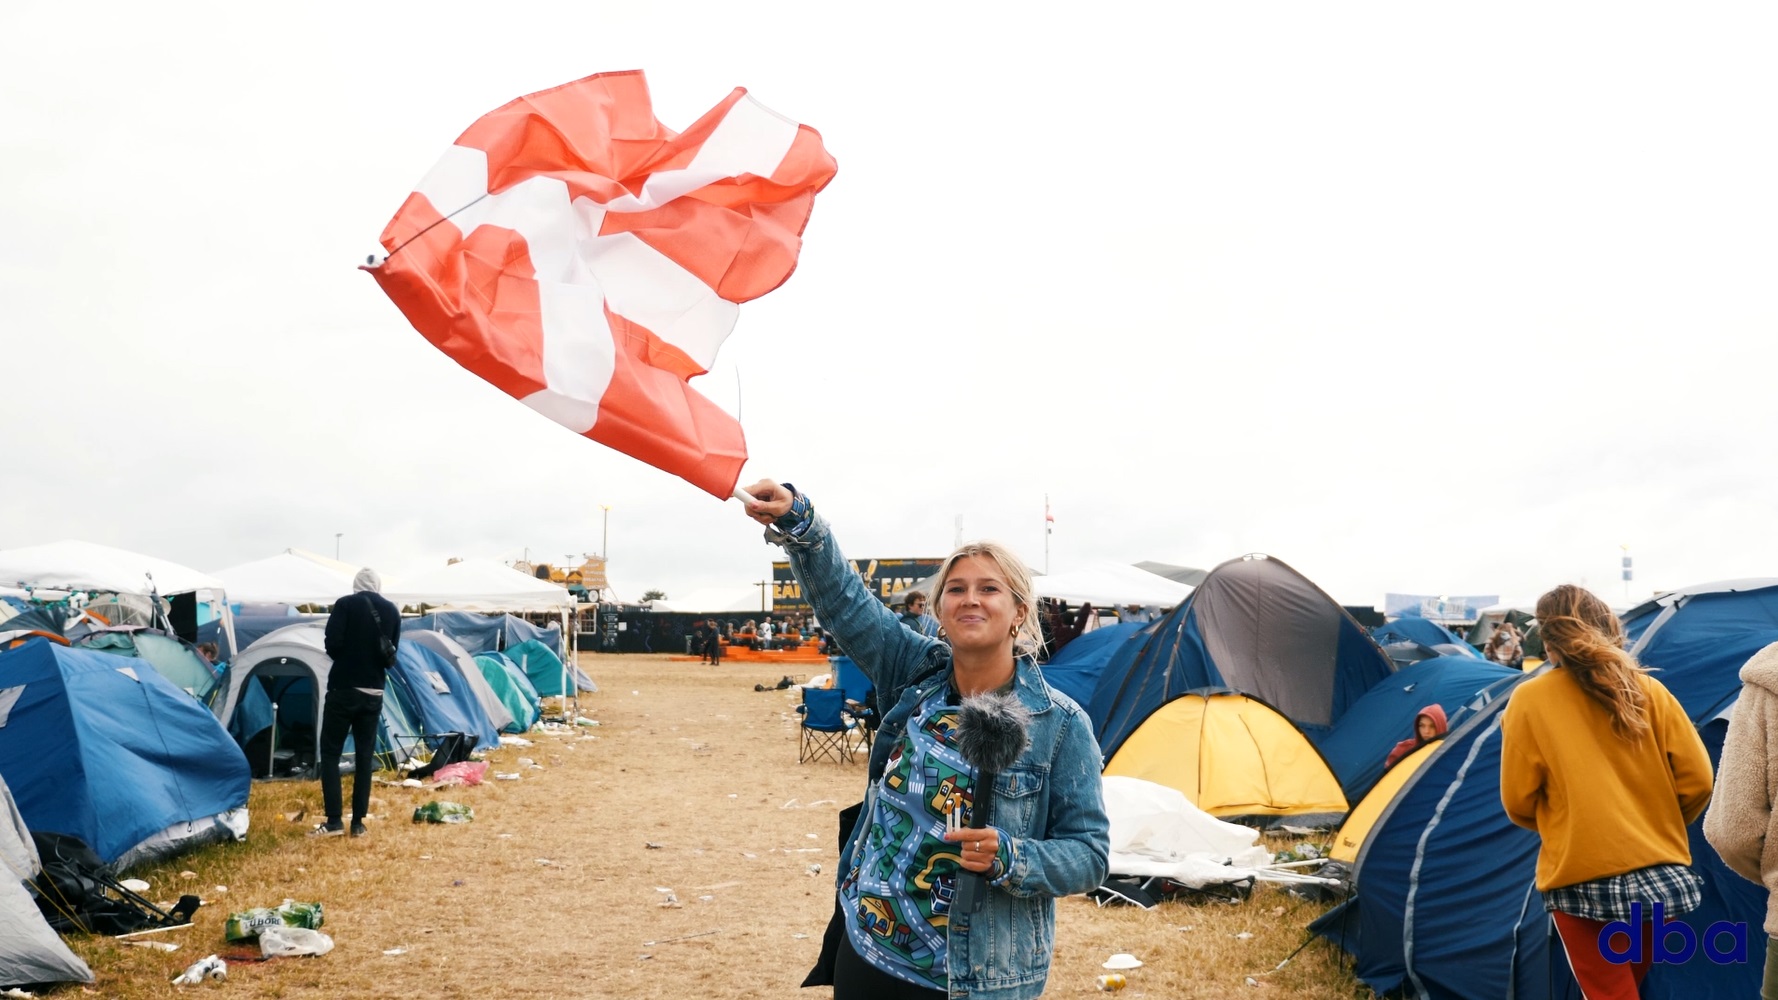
[367,71,836,497]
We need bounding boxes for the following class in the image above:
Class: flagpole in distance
[1044,494,1051,575]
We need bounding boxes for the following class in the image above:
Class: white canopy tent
[1032,562,1195,609]
[210,549,360,606]
[647,585,772,615]
[385,558,576,613]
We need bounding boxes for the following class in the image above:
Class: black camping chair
[30,832,200,935]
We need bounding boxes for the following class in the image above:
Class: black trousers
[318,688,382,825]
[833,930,946,1000]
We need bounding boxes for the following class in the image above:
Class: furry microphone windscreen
[956,689,1033,775]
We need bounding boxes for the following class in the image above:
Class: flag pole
[1044,494,1050,575]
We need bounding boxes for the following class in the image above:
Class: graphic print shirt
[842,686,981,989]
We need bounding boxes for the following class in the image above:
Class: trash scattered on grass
[1103,954,1143,970]
[792,933,808,940]
[574,717,600,726]
[213,885,228,895]
[401,778,423,788]
[260,925,334,958]
[659,893,681,908]
[645,842,663,849]
[535,858,563,868]
[741,852,757,858]
[430,761,489,787]
[119,878,151,893]
[494,772,521,781]
[225,900,324,941]
[1246,976,1261,987]
[3,988,37,999]
[124,940,180,952]
[179,871,197,880]
[1097,972,1127,992]
[413,801,473,824]
[171,955,226,984]
[499,735,534,747]
[383,947,408,956]
[805,864,822,876]
[1233,931,1254,940]
[1270,905,1285,917]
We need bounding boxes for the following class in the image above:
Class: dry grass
[56,653,1376,998]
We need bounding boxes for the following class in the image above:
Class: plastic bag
[260,924,335,958]
[224,899,325,941]
[429,761,489,787]
[413,800,474,824]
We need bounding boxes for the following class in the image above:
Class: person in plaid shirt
[1501,584,1713,999]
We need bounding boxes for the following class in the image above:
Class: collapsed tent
[0,639,249,870]
[0,773,94,989]
[1102,691,1346,820]
[1316,578,1778,1000]
[1103,775,1272,886]
[1087,554,1395,819]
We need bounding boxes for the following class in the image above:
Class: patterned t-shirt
[842,685,982,989]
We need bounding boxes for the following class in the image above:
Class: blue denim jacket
[776,512,1110,1000]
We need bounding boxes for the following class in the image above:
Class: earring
[1009,623,1019,638]
[937,625,947,639]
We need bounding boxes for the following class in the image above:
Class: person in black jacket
[314,568,400,838]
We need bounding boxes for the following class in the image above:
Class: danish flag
[367,71,836,497]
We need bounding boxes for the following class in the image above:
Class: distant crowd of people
[694,612,820,663]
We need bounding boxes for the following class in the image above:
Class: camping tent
[400,630,515,735]
[1314,656,1519,803]
[1315,578,1778,1000]
[1090,554,1397,757]
[386,640,503,750]
[76,627,223,704]
[1039,621,1151,709]
[0,773,94,989]
[474,652,542,732]
[212,624,420,775]
[0,639,250,870]
[507,638,597,697]
[1102,691,1347,821]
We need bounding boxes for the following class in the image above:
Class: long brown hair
[1535,583,1649,739]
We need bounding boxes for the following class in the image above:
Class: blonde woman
[1500,584,1713,999]
[743,480,1108,1000]
[1704,641,1778,999]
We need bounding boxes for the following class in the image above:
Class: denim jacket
[776,512,1110,999]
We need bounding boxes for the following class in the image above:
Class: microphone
[952,688,1032,914]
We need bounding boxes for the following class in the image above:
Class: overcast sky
[2,3,1774,609]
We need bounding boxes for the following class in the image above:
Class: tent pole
[268,701,279,777]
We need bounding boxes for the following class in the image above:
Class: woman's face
[936,555,1023,652]
[1416,716,1438,741]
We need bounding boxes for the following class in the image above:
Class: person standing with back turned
[1500,584,1713,999]
[315,568,400,838]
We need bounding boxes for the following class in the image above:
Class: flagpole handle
[733,487,760,505]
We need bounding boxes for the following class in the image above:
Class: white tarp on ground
[385,558,575,612]
[1034,563,1195,609]
[0,774,94,987]
[1104,775,1272,887]
[210,549,360,605]
[0,540,224,596]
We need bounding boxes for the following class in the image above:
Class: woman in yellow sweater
[1500,584,1713,1000]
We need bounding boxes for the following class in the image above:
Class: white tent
[0,540,236,654]
[0,540,224,596]
[648,585,771,615]
[210,549,360,605]
[1032,563,1195,609]
[1,773,94,987]
[385,558,575,613]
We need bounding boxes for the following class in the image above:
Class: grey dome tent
[1,773,93,989]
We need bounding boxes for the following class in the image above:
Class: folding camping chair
[832,656,877,754]
[798,688,857,764]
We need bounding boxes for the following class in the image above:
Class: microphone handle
[952,771,997,915]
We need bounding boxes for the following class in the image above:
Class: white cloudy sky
[2,2,1773,609]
